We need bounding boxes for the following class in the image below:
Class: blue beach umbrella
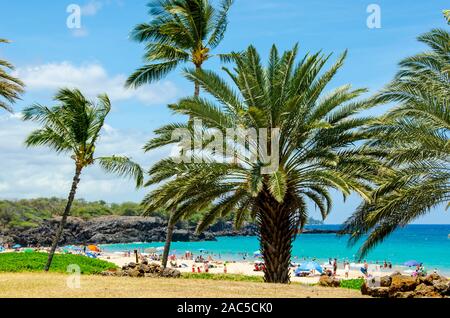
[253,250,262,257]
[404,260,421,267]
[12,244,22,249]
[0,246,5,252]
[296,261,323,274]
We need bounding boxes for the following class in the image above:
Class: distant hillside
[0,198,322,230]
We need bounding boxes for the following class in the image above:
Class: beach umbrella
[253,250,262,257]
[87,245,100,252]
[404,260,421,267]
[145,248,157,253]
[296,261,323,274]
[12,244,21,249]
[0,246,4,252]
[155,246,164,251]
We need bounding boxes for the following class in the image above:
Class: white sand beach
[98,252,403,284]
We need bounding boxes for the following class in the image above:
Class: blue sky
[0,0,448,224]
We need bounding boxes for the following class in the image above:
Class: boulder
[414,283,441,298]
[380,276,392,287]
[102,262,180,278]
[423,273,443,285]
[389,275,418,293]
[361,282,370,295]
[390,291,415,298]
[432,279,449,295]
[161,268,181,278]
[128,269,143,278]
[318,275,340,288]
[370,287,389,298]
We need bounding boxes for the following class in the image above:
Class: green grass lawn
[340,278,364,290]
[0,252,117,274]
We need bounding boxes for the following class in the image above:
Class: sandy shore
[99,252,396,284]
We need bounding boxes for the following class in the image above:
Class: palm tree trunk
[257,191,296,283]
[44,165,82,272]
[161,214,175,269]
[194,65,201,97]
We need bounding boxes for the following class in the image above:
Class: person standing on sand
[344,262,350,278]
[361,260,369,277]
[333,259,338,276]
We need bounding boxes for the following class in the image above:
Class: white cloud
[81,1,103,16]
[0,114,170,202]
[71,27,89,38]
[12,62,179,105]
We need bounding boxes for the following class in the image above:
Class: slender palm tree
[0,39,24,112]
[141,45,386,283]
[126,0,234,97]
[23,88,144,271]
[343,29,450,258]
[127,0,233,269]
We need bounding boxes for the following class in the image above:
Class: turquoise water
[100,225,450,274]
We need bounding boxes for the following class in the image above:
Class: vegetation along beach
[0,0,449,301]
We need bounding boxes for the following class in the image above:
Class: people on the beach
[333,258,338,276]
[344,261,350,278]
[361,260,369,277]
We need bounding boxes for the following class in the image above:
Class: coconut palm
[342,29,450,258]
[23,88,144,271]
[141,44,386,283]
[126,0,234,97]
[0,39,24,112]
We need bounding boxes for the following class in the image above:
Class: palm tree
[343,29,450,258]
[126,0,234,97]
[127,0,233,268]
[141,45,385,283]
[23,88,144,271]
[0,39,24,112]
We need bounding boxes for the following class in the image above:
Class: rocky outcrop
[361,273,449,298]
[101,261,181,278]
[0,216,224,245]
[318,275,341,287]
[0,216,340,246]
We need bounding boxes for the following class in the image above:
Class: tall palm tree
[23,88,144,271]
[141,45,385,283]
[343,29,450,258]
[0,39,24,112]
[127,0,233,268]
[126,0,234,97]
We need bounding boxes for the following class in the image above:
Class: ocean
[100,224,450,274]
